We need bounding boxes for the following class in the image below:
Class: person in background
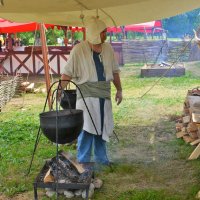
[59,17,123,166]
[5,34,14,51]
[15,37,21,46]
[0,35,4,46]
[0,40,2,52]
[64,38,68,46]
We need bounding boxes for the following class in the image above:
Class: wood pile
[176,88,200,160]
[42,151,103,199]
[19,81,35,93]
[19,81,46,94]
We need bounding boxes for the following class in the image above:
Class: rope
[21,25,39,108]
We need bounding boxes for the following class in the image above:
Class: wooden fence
[120,40,193,65]
[0,74,22,111]
[1,41,199,75]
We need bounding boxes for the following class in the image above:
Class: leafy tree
[162,8,200,38]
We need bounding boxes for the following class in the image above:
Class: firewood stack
[176,88,200,160]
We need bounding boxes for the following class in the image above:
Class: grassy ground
[1,62,200,199]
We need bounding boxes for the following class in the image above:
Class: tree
[162,8,200,38]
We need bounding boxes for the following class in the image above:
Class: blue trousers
[77,130,109,165]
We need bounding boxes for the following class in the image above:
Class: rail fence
[0,74,23,111]
[121,40,192,64]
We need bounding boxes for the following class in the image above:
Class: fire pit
[141,62,185,77]
[33,151,94,200]
[28,80,99,200]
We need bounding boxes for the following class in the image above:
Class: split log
[44,168,54,183]
[192,112,200,123]
[21,81,30,87]
[183,107,190,115]
[190,138,200,146]
[61,151,85,174]
[34,88,41,93]
[196,127,200,138]
[187,122,198,132]
[182,115,190,124]
[176,123,183,132]
[25,83,34,93]
[176,131,188,139]
[183,135,195,143]
[188,143,200,160]
[188,131,198,139]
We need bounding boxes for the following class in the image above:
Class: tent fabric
[125,21,162,32]
[107,20,162,33]
[107,27,122,33]
[0,18,84,33]
[0,0,199,26]
[0,18,55,33]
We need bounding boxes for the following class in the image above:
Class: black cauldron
[40,109,83,144]
[60,89,76,109]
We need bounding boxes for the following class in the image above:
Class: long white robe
[62,41,120,142]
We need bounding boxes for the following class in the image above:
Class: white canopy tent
[0,0,200,26]
[1,0,200,109]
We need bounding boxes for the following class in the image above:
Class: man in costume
[60,17,122,165]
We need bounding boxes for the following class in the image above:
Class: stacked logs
[176,88,200,159]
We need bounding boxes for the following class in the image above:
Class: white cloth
[85,17,107,45]
[62,41,120,142]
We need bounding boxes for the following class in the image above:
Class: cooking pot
[40,109,83,144]
[60,89,76,109]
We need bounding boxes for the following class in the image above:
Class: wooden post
[83,28,86,41]
[39,23,51,109]
[71,31,74,46]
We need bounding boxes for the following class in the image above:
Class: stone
[74,189,82,197]
[46,190,55,198]
[92,178,103,189]
[82,183,95,199]
[64,190,74,198]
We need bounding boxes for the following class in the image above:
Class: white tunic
[62,41,120,142]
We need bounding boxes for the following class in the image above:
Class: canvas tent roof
[107,20,162,33]
[0,0,199,26]
[0,18,84,33]
[0,18,55,33]
[125,21,162,33]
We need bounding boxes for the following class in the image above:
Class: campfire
[30,81,103,200]
[34,151,103,199]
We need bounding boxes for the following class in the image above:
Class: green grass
[117,189,181,200]
[1,63,200,199]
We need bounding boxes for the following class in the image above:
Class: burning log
[44,169,54,183]
[43,151,92,184]
[61,151,85,174]
[34,151,102,199]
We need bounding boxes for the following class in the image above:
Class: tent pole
[83,27,86,41]
[39,23,51,110]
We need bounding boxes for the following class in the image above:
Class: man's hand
[113,73,122,105]
[57,74,72,101]
[115,90,122,105]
